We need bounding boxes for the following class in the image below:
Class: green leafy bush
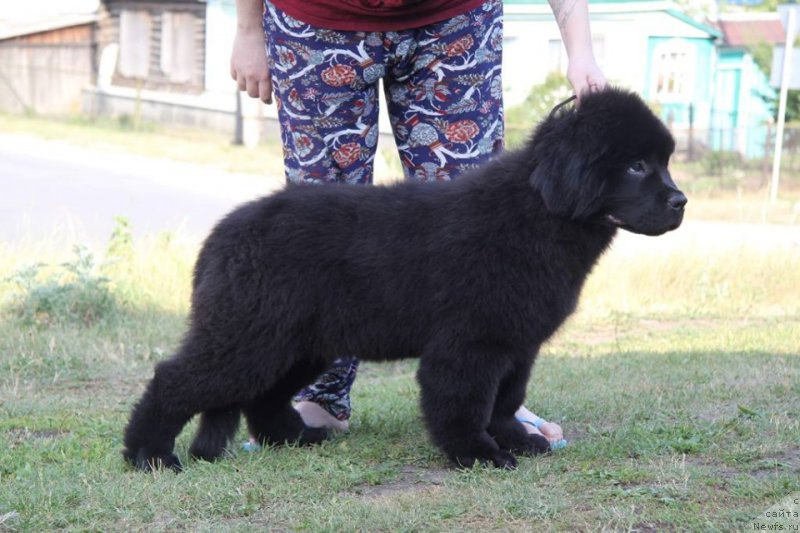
[4,245,116,327]
[504,72,573,148]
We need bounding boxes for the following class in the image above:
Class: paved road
[1,132,798,253]
[0,133,281,247]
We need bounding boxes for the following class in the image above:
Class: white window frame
[160,11,197,84]
[118,10,152,79]
[652,38,696,102]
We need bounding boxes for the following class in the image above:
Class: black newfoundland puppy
[124,88,686,472]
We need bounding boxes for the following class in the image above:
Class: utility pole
[771,7,796,203]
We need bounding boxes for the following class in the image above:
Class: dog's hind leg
[243,359,329,447]
[124,339,262,471]
[418,343,519,469]
[123,356,197,472]
[488,359,550,456]
[189,406,241,462]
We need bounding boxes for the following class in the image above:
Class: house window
[548,39,565,74]
[653,39,696,100]
[118,10,152,79]
[160,12,197,84]
[548,36,605,75]
[592,36,605,67]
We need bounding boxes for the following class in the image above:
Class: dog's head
[528,87,686,236]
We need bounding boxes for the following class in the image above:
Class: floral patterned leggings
[264,0,505,419]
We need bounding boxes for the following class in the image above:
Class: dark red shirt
[269,0,487,31]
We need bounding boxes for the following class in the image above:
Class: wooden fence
[0,42,94,114]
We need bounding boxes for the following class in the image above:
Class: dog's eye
[627,160,647,175]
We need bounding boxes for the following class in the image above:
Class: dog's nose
[668,192,687,211]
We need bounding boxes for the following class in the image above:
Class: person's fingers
[590,73,609,91]
[574,73,608,104]
[236,74,247,92]
[259,78,272,104]
[246,78,260,99]
[574,81,591,104]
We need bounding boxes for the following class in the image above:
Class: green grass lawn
[1,227,798,531]
[0,114,799,531]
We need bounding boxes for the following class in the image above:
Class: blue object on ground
[242,441,262,452]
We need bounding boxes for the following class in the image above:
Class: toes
[189,443,226,463]
[125,448,182,472]
[157,454,183,472]
[538,421,564,442]
[497,431,552,456]
[452,449,518,470]
[258,425,330,447]
[490,450,518,469]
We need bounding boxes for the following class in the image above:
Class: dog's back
[190,163,588,363]
[193,182,444,361]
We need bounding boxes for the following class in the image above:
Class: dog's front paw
[451,449,518,470]
[124,447,182,472]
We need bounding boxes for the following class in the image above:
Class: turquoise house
[503,0,776,158]
[715,14,782,158]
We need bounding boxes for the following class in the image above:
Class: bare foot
[294,401,349,431]
[515,405,563,443]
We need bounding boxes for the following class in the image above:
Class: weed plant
[3,245,115,328]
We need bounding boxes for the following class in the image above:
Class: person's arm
[547,0,607,99]
[232,0,273,103]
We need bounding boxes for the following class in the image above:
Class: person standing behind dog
[231,0,607,444]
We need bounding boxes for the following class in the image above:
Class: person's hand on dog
[547,0,607,102]
[567,54,608,103]
[231,25,272,104]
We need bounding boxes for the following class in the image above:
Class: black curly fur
[123,88,685,471]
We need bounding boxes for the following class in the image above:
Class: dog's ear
[528,114,608,220]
